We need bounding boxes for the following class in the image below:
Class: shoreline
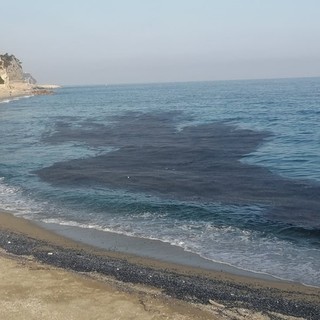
[0,89,33,102]
[37,219,288,283]
[1,211,319,319]
[0,83,59,102]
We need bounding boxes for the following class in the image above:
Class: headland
[0,53,59,102]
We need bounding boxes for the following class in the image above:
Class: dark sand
[0,211,319,319]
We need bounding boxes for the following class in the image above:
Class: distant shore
[0,211,319,319]
[0,83,60,102]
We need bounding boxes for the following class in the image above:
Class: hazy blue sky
[1,0,320,85]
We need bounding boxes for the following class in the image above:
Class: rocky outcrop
[0,53,36,87]
[0,56,9,85]
[23,72,37,85]
[0,53,59,101]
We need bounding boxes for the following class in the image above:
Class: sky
[1,0,320,85]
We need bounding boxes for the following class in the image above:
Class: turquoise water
[1,78,320,286]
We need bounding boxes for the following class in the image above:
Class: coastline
[36,220,293,282]
[0,211,319,319]
[0,83,59,103]
[0,86,32,102]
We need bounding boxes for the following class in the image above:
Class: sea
[1,78,320,287]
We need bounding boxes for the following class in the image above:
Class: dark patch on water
[36,112,320,232]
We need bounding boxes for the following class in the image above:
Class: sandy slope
[0,250,213,320]
[1,250,306,320]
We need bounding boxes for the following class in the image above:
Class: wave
[0,177,45,219]
[0,95,33,104]
[276,225,320,246]
[39,210,320,288]
[2,174,319,287]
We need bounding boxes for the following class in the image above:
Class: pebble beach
[0,211,319,320]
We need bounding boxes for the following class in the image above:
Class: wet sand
[0,212,319,319]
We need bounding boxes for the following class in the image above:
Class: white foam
[1,176,319,287]
[0,177,42,219]
[0,95,33,104]
[39,210,320,287]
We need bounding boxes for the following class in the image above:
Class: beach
[0,84,32,101]
[0,211,319,320]
[0,83,57,102]
[0,250,207,320]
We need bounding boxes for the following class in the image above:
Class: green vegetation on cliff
[0,53,22,68]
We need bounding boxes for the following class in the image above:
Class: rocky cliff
[0,53,59,100]
[0,53,37,87]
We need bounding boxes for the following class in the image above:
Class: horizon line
[56,75,320,87]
